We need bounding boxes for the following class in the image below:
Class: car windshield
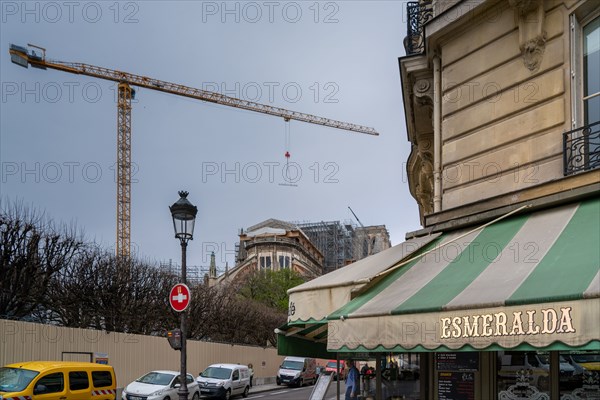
[136,372,175,386]
[200,367,231,380]
[281,360,303,370]
[0,367,39,393]
[326,362,340,369]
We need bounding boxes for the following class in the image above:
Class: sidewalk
[249,382,282,394]
[250,381,350,398]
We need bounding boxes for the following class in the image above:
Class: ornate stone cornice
[509,0,546,71]
[413,78,434,107]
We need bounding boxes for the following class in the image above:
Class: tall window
[260,256,271,270]
[568,13,600,174]
[583,16,599,126]
[584,17,600,169]
[279,255,290,269]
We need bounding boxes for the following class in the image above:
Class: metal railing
[563,121,600,175]
[404,1,433,55]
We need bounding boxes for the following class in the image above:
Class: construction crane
[348,206,366,229]
[348,206,374,257]
[9,44,379,259]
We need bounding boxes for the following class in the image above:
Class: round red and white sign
[169,283,191,312]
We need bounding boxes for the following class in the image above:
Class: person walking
[345,359,359,400]
[248,363,254,388]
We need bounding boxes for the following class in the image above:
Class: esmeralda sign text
[440,307,575,339]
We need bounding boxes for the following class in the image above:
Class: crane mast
[9,44,379,258]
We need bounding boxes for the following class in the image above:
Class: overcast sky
[1,1,421,271]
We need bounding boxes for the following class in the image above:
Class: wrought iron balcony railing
[563,121,600,175]
[404,1,434,55]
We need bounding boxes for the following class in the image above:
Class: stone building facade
[208,219,324,286]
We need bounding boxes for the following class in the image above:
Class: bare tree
[47,248,178,334]
[0,201,85,319]
[186,280,286,346]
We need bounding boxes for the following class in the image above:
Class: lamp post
[170,191,198,400]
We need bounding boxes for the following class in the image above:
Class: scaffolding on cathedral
[158,260,214,284]
[293,220,357,274]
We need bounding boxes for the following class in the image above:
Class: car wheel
[192,392,199,400]
[242,386,249,398]
[276,377,281,386]
[223,389,231,400]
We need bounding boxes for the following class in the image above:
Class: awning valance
[327,198,600,351]
[287,234,440,323]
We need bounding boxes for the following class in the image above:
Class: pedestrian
[345,359,359,400]
[361,363,370,392]
[248,363,254,388]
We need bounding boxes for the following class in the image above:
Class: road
[246,384,347,400]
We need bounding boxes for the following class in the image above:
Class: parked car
[498,352,576,391]
[197,364,250,400]
[276,357,317,387]
[121,370,199,400]
[568,353,600,371]
[0,361,117,400]
[324,360,346,381]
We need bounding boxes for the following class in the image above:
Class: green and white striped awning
[276,321,332,359]
[327,198,600,352]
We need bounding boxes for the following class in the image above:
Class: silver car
[122,370,200,400]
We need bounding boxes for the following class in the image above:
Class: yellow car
[0,361,116,400]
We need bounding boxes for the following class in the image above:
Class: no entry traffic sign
[170,283,191,312]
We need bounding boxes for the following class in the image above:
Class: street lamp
[170,190,198,400]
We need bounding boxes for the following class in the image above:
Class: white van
[276,356,317,387]
[197,364,250,400]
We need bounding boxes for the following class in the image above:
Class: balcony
[563,121,600,175]
[404,1,433,56]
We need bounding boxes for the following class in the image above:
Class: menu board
[438,372,475,400]
[436,353,479,372]
[309,373,332,400]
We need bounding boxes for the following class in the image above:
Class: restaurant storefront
[279,198,600,399]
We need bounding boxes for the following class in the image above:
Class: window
[559,350,600,399]
[91,371,112,388]
[279,255,290,269]
[567,13,600,174]
[497,351,550,397]
[68,371,89,391]
[232,370,239,381]
[34,372,64,395]
[583,17,600,169]
[260,256,271,270]
[583,16,600,126]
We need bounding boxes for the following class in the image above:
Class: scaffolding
[158,261,220,284]
[293,220,357,273]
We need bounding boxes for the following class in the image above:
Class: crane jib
[8,43,379,258]
[9,44,378,136]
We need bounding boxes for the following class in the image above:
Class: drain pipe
[433,54,442,213]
